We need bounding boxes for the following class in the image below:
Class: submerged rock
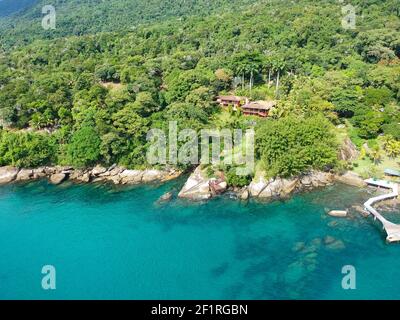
[302,244,319,254]
[159,192,173,202]
[324,236,336,245]
[310,238,322,247]
[292,242,306,252]
[284,261,308,284]
[352,205,369,217]
[326,239,346,250]
[328,221,339,227]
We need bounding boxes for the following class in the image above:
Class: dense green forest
[0,0,36,17]
[0,0,258,47]
[0,0,399,182]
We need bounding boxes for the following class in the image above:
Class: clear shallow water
[0,179,399,300]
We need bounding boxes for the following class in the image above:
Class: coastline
[177,165,368,202]
[0,165,372,203]
[0,165,182,186]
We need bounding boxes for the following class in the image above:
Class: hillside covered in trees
[0,0,36,17]
[0,0,258,47]
[0,0,399,181]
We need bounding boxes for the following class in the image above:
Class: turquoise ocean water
[0,178,399,300]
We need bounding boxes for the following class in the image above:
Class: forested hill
[0,0,37,17]
[0,0,258,47]
[0,0,399,176]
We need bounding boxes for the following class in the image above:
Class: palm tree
[236,63,247,91]
[381,135,394,149]
[370,148,383,165]
[271,58,286,98]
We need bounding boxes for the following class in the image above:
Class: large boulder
[309,171,334,188]
[120,170,143,184]
[257,177,300,198]
[107,175,122,185]
[91,165,108,176]
[16,169,34,181]
[76,172,91,183]
[248,175,271,197]
[210,179,227,195]
[0,166,19,184]
[335,171,366,187]
[69,170,84,181]
[108,166,125,177]
[239,187,249,200]
[281,177,300,195]
[142,170,164,183]
[248,175,299,199]
[259,178,283,198]
[49,173,67,185]
[178,166,212,201]
[33,167,47,179]
[44,167,57,175]
[162,169,182,182]
[59,166,74,174]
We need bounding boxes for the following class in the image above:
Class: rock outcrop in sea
[178,166,227,201]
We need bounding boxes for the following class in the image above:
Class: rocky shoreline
[178,166,368,201]
[0,165,182,186]
[0,164,371,203]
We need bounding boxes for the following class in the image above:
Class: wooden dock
[364,179,400,243]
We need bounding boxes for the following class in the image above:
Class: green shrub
[0,130,56,167]
[382,123,400,140]
[226,167,253,187]
[66,125,101,168]
[256,115,338,177]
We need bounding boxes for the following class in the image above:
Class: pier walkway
[364,179,400,243]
